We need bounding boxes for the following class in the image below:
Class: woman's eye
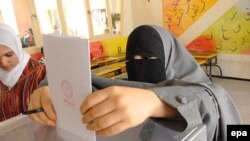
[5,52,14,57]
[148,56,157,59]
[134,55,143,59]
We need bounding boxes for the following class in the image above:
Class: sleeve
[92,75,219,140]
[37,64,46,83]
[91,75,155,90]
[149,85,219,141]
[30,62,46,90]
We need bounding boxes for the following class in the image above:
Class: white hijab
[0,23,30,89]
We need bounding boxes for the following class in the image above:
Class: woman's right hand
[28,86,57,127]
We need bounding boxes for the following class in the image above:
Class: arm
[80,86,180,137]
[29,75,218,140]
[149,83,219,141]
[29,80,180,133]
[28,76,56,127]
[89,76,219,140]
[29,76,180,135]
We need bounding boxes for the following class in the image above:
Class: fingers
[36,112,56,127]
[30,88,42,111]
[96,121,130,137]
[28,88,44,124]
[28,110,55,127]
[82,98,115,124]
[81,86,161,137]
[41,87,57,123]
[80,89,110,114]
[42,100,57,124]
[28,86,56,127]
[85,110,122,132]
[28,103,45,125]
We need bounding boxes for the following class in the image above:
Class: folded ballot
[43,34,95,141]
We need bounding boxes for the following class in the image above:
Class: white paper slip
[43,34,95,141]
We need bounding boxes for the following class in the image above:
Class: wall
[23,46,41,54]
[126,0,250,79]
[13,0,31,36]
[0,0,18,33]
[0,11,3,22]
[131,0,162,28]
[122,0,133,35]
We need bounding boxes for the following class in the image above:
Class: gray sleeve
[149,85,218,141]
[92,75,218,139]
[91,75,155,90]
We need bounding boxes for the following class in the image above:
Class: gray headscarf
[150,25,211,84]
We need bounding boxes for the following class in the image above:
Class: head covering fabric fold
[0,23,30,89]
[126,25,210,84]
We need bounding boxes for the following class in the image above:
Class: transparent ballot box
[0,115,206,141]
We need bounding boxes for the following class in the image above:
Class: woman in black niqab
[125,25,211,84]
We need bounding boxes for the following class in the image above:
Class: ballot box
[0,115,206,141]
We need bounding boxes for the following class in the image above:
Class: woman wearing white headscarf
[0,23,46,121]
[28,25,241,141]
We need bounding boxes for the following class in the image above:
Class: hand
[28,86,57,127]
[80,86,178,137]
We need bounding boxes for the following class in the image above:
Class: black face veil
[126,25,167,83]
[126,25,211,84]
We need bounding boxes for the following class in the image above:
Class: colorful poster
[163,0,217,37]
[200,0,250,54]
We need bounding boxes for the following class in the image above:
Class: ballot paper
[43,34,95,141]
